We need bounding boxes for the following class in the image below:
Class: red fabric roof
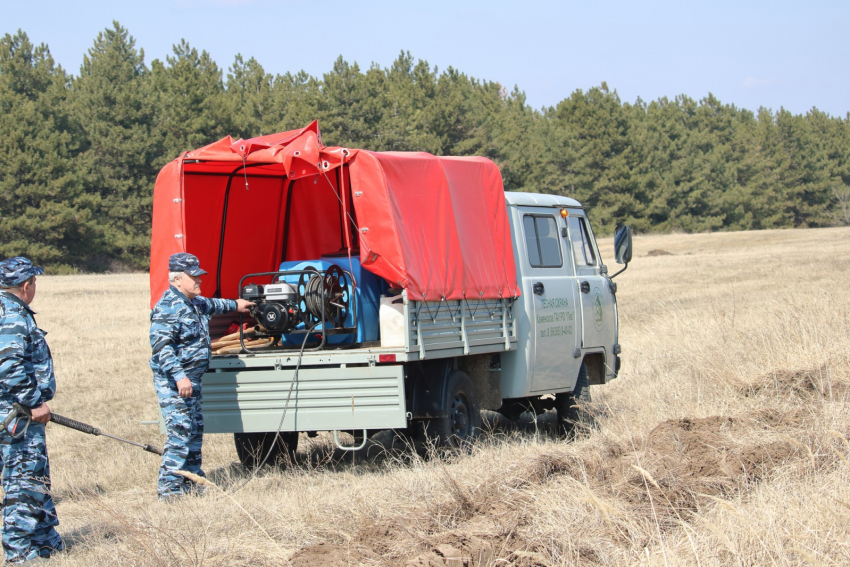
[149,121,520,307]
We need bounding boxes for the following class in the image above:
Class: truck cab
[501,192,621,402]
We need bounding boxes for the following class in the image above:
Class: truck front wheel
[555,363,592,438]
[234,431,299,469]
[418,370,481,447]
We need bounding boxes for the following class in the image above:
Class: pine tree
[267,70,320,134]
[150,39,230,162]
[226,54,275,139]
[0,30,95,269]
[72,21,158,269]
[549,84,642,233]
[315,56,383,148]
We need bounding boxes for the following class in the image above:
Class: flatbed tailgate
[202,364,406,433]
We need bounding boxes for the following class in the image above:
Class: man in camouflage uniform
[150,253,253,499]
[0,257,63,562]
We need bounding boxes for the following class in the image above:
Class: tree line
[2,23,848,272]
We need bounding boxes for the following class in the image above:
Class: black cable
[225,322,320,496]
[214,162,268,298]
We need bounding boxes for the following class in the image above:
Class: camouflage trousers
[154,373,205,498]
[0,421,63,562]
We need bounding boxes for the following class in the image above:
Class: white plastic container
[379,295,405,348]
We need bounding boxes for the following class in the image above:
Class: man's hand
[176,377,193,398]
[31,403,51,424]
[235,299,255,313]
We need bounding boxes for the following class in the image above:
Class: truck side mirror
[614,225,632,264]
[610,225,632,280]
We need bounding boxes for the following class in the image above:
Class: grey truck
[198,192,631,465]
[148,127,632,466]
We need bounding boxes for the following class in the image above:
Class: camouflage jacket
[0,291,56,411]
[149,286,237,382]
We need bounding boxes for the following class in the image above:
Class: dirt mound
[579,414,796,531]
[743,365,848,399]
[535,414,802,531]
[287,542,369,566]
[646,249,673,256]
[355,517,422,557]
[405,536,497,567]
[643,416,792,481]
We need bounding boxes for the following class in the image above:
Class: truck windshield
[568,216,597,266]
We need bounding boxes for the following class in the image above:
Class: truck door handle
[580,281,590,294]
[533,282,545,295]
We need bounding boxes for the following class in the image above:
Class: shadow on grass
[206,407,589,487]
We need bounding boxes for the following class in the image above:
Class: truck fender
[405,359,454,419]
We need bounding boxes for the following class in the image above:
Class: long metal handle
[51,413,163,454]
[9,403,164,456]
[100,432,164,455]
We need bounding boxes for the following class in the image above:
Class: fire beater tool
[2,402,163,456]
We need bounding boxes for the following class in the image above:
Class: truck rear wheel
[555,363,592,438]
[234,431,299,469]
[418,370,481,447]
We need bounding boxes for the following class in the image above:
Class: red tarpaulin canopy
[149,121,520,307]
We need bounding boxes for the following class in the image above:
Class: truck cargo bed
[203,294,516,434]
[208,293,517,368]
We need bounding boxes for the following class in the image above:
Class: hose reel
[298,265,350,328]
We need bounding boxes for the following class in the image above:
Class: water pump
[241,282,299,332]
[240,264,351,338]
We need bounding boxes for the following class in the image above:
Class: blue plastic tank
[276,254,383,346]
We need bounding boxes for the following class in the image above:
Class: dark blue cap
[0,257,44,287]
[168,253,207,276]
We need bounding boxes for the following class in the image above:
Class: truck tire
[234,431,299,469]
[555,363,592,438]
[419,370,481,448]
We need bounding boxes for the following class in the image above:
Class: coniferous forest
[2,24,849,272]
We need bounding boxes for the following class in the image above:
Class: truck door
[567,213,616,358]
[518,209,582,392]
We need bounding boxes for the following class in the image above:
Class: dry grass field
[25,226,850,566]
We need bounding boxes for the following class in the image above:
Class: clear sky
[3,0,848,117]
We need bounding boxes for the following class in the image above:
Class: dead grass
[24,226,850,565]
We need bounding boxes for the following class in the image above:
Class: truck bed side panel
[202,365,406,433]
[406,297,517,361]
